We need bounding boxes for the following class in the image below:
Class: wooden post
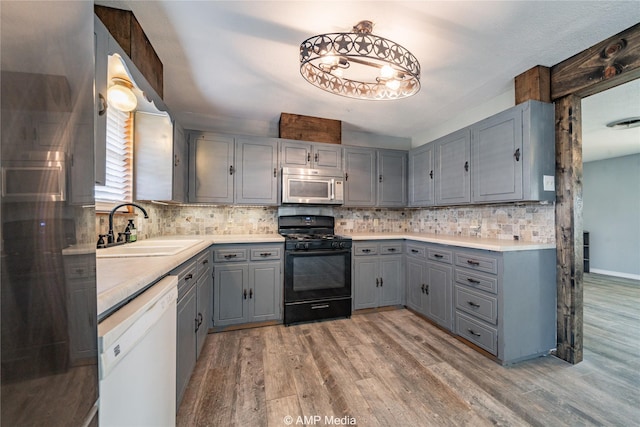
[554,95,583,364]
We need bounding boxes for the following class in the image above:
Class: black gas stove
[278,215,352,325]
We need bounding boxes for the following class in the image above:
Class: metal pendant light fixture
[300,20,420,100]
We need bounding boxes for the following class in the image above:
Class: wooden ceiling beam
[551,23,640,100]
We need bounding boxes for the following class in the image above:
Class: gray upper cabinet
[280,139,342,170]
[135,112,187,203]
[377,149,408,207]
[344,147,376,206]
[472,100,555,203]
[344,147,407,207]
[188,133,235,203]
[435,128,471,205]
[409,143,434,206]
[235,137,279,205]
[188,133,278,205]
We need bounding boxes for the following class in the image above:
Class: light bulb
[107,79,137,112]
[385,79,401,91]
[380,64,395,79]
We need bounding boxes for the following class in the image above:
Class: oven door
[284,249,351,302]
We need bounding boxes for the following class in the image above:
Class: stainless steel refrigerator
[1,2,98,425]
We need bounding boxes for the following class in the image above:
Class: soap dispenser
[127,219,137,242]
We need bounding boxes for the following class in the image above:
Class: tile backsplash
[97,202,555,244]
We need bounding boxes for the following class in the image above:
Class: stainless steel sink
[96,239,203,258]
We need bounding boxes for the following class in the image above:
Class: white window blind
[95,107,133,211]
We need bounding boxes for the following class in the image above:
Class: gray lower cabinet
[353,241,404,310]
[175,248,213,407]
[213,244,282,327]
[188,132,278,205]
[405,242,453,330]
[344,147,408,207]
[453,246,556,364]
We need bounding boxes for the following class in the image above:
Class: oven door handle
[286,249,351,256]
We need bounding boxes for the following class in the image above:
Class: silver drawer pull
[311,304,330,310]
[467,301,480,308]
[467,328,481,337]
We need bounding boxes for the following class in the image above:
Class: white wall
[411,86,515,148]
[583,153,640,279]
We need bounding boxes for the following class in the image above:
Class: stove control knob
[331,241,340,249]
[339,242,346,249]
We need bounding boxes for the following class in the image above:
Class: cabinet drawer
[456,312,498,356]
[196,250,212,281]
[250,247,282,261]
[64,256,96,279]
[214,248,248,262]
[454,269,498,294]
[406,243,426,259]
[379,242,403,255]
[353,243,378,256]
[172,259,197,299]
[427,247,452,264]
[455,286,497,325]
[455,252,498,275]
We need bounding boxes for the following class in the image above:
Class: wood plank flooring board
[177,273,640,427]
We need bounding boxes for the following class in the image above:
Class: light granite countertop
[347,232,556,252]
[94,234,283,320]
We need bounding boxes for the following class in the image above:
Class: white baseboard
[589,268,640,281]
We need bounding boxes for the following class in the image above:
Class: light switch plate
[543,175,555,191]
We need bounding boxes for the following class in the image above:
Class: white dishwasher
[98,275,178,427]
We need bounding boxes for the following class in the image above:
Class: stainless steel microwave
[1,151,67,202]
[281,167,344,205]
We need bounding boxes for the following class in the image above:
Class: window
[95,107,133,211]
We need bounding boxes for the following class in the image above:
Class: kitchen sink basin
[96,239,203,258]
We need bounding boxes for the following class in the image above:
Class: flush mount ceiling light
[606,117,640,130]
[300,20,420,100]
[107,77,137,112]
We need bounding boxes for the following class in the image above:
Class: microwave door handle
[330,179,335,200]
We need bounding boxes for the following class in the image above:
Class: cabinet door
[377,149,407,207]
[409,144,435,206]
[435,128,471,205]
[94,16,109,185]
[249,261,281,322]
[214,263,248,326]
[189,134,234,203]
[406,258,425,312]
[313,143,342,170]
[379,255,403,306]
[235,137,279,205]
[69,123,95,205]
[280,140,312,168]
[353,257,379,309]
[172,122,187,203]
[472,107,523,202]
[196,271,211,358]
[425,262,453,330]
[344,147,376,207]
[176,287,197,406]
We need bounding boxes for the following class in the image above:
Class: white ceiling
[97,1,640,160]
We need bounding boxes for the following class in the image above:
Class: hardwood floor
[178,273,640,426]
